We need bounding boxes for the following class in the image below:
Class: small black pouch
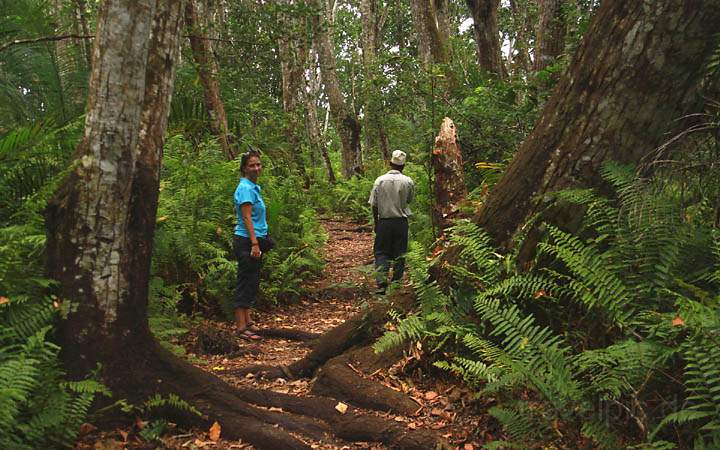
[258,236,275,252]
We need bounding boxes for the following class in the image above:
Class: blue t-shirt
[234,178,268,238]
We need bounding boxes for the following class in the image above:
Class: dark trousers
[373,217,408,289]
[233,236,263,309]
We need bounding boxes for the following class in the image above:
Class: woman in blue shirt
[233,150,268,340]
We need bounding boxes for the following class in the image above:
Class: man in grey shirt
[368,150,414,294]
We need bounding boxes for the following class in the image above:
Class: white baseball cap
[391,150,406,166]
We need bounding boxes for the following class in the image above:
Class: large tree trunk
[125,0,187,364]
[534,0,566,71]
[185,0,235,160]
[475,0,720,249]
[310,0,362,179]
[466,0,506,78]
[45,0,158,380]
[410,0,449,68]
[360,0,390,161]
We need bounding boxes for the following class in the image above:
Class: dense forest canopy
[2,0,720,449]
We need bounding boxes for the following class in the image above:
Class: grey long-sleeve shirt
[368,170,414,219]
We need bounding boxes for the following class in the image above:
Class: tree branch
[0,34,253,53]
[0,34,94,53]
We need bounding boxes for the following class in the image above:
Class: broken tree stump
[431,117,467,233]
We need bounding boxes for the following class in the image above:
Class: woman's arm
[240,203,261,258]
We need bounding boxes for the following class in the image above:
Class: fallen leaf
[78,423,97,436]
[0,296,9,305]
[269,407,283,412]
[335,402,348,414]
[533,290,546,299]
[424,391,439,400]
[408,422,417,429]
[672,316,685,327]
[94,439,124,450]
[431,408,444,416]
[115,428,127,441]
[212,366,225,371]
[394,416,406,422]
[208,421,221,441]
[463,444,474,450]
[194,439,208,448]
[135,417,146,430]
[431,421,447,429]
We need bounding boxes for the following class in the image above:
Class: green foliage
[153,135,325,320]
[379,162,720,448]
[0,293,108,449]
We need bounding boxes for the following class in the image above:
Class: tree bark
[410,0,449,68]
[45,0,158,380]
[432,118,467,232]
[310,0,363,179]
[466,0,506,77]
[534,0,566,71]
[475,0,720,249]
[125,0,187,365]
[185,0,235,160]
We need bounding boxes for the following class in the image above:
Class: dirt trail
[207,219,376,396]
[75,218,486,449]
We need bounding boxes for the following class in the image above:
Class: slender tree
[360,0,390,161]
[534,0,566,70]
[475,0,720,248]
[466,0,506,77]
[304,48,337,183]
[185,0,235,160]
[410,0,449,68]
[309,0,362,178]
[276,0,310,185]
[508,0,532,74]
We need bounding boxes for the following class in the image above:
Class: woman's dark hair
[240,148,262,175]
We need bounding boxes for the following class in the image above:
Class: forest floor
[75,218,492,450]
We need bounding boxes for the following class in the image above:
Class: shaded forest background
[2,0,720,449]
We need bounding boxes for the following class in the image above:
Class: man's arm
[407,179,415,204]
[372,205,379,231]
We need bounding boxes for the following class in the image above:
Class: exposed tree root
[234,287,414,380]
[256,327,321,342]
[141,338,449,449]
[232,387,449,449]
[311,346,418,415]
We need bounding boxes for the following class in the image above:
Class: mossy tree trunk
[475,0,720,249]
